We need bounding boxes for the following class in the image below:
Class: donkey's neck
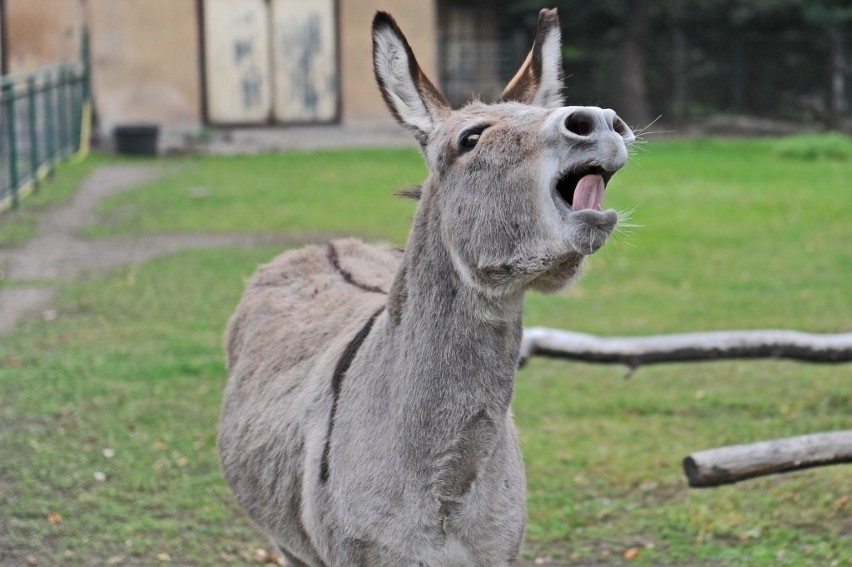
[384,199,525,428]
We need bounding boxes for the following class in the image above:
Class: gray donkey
[220,8,635,566]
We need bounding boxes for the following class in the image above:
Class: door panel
[203,0,271,124]
[270,0,337,123]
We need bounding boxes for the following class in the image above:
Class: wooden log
[519,328,852,367]
[683,430,852,488]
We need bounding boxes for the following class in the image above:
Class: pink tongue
[572,174,605,211]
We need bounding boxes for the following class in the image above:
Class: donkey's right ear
[500,8,564,108]
[372,12,450,145]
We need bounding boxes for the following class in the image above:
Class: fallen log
[683,430,852,488]
[519,328,852,368]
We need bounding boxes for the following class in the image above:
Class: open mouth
[554,165,616,211]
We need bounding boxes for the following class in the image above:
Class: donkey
[219,8,635,566]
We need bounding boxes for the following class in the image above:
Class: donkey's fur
[220,9,635,566]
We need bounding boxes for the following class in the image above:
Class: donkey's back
[220,238,400,563]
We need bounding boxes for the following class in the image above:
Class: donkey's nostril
[612,116,629,136]
[564,111,595,137]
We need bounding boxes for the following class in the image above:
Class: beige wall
[339,0,438,125]
[6,0,84,74]
[4,0,437,134]
[88,0,201,135]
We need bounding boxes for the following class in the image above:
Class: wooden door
[203,0,272,124]
[270,0,338,123]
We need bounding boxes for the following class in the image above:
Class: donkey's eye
[461,133,480,150]
[458,126,489,152]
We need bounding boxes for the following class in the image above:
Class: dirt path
[0,165,312,336]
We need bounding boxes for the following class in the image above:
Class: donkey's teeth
[572,174,605,211]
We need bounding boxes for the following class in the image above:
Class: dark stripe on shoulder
[327,243,387,294]
[319,306,385,484]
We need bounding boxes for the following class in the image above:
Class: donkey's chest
[326,414,526,565]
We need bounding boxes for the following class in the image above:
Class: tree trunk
[668,2,687,131]
[671,24,687,130]
[829,28,847,129]
[611,0,652,128]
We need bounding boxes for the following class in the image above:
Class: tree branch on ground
[520,328,852,368]
[683,430,852,488]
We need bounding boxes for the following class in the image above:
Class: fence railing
[0,59,90,214]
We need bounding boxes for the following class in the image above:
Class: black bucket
[114,124,160,155]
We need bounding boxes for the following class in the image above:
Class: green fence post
[64,67,77,153]
[44,70,56,169]
[79,27,91,153]
[71,70,82,151]
[27,76,40,191]
[56,67,68,157]
[3,83,20,208]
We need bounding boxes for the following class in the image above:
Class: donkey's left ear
[500,8,564,108]
[372,12,451,145]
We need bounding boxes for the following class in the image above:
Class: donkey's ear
[500,8,564,108]
[372,12,450,145]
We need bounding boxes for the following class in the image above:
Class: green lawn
[1,139,850,566]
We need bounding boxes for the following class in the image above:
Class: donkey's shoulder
[226,239,400,373]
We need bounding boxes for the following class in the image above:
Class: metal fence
[0,58,90,214]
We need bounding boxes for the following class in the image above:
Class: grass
[0,154,118,247]
[85,150,425,241]
[1,139,850,566]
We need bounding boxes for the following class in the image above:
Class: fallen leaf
[93,471,107,482]
[156,552,171,562]
[103,448,116,459]
[835,496,849,511]
[624,547,641,560]
[25,555,38,566]
[47,512,62,524]
[255,548,285,565]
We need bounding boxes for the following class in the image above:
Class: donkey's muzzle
[561,107,635,147]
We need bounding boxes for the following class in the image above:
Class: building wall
[6,0,83,73]
[88,0,201,135]
[3,0,437,135]
[339,0,438,125]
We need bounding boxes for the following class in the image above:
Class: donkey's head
[373,9,635,296]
